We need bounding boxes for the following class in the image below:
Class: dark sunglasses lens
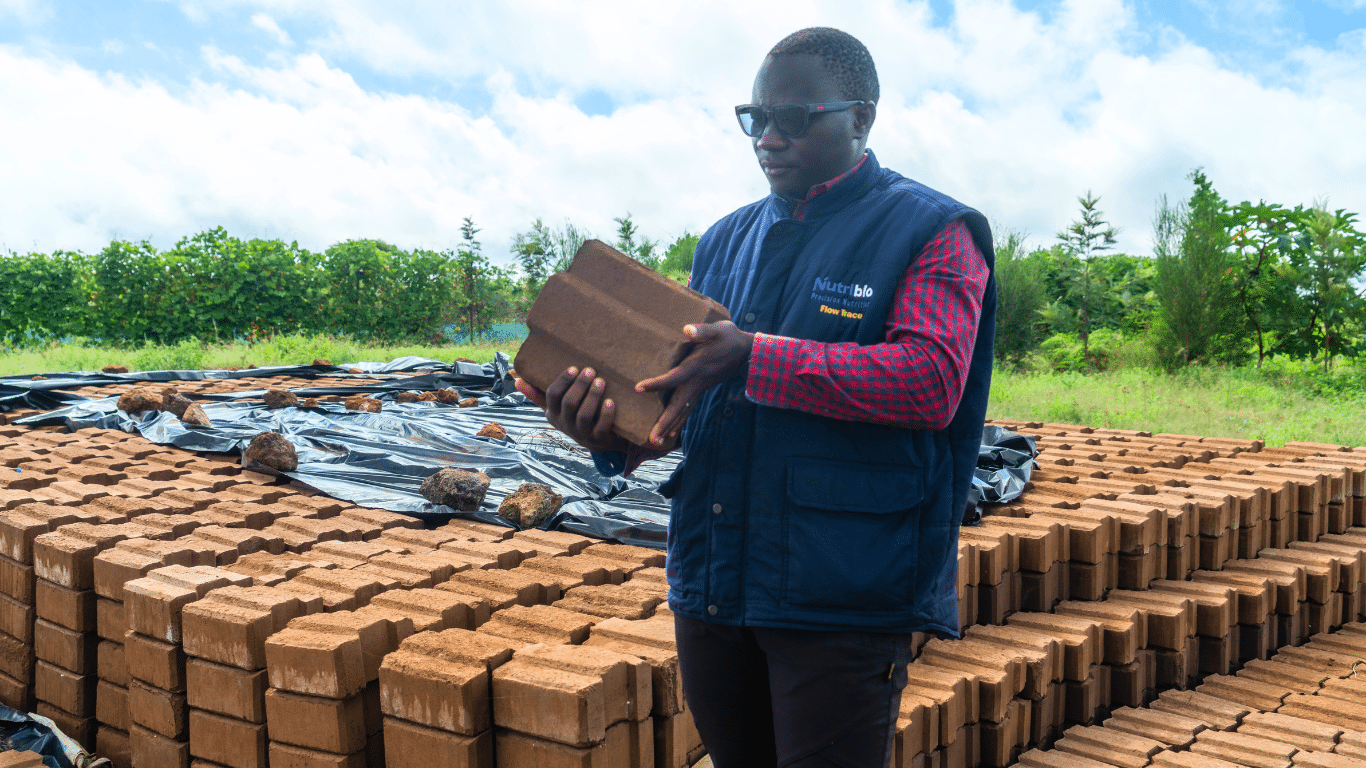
[737,108,764,137]
[772,105,808,137]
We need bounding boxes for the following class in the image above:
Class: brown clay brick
[34,658,94,716]
[94,539,219,602]
[511,529,592,556]
[130,678,188,738]
[444,567,560,608]
[285,609,413,684]
[478,604,596,646]
[0,504,99,564]
[1238,710,1343,752]
[34,578,95,631]
[554,584,663,621]
[187,709,267,768]
[1196,673,1294,712]
[0,554,34,602]
[96,679,129,731]
[263,627,366,699]
[35,617,96,672]
[381,717,492,768]
[125,630,187,691]
[98,639,128,686]
[264,687,367,753]
[181,586,318,669]
[125,565,253,643]
[583,616,683,717]
[1190,728,1297,768]
[492,642,651,746]
[186,658,267,723]
[368,587,478,632]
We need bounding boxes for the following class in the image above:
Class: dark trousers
[674,614,916,768]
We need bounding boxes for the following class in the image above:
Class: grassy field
[5,335,1363,448]
[0,335,518,377]
[989,366,1366,447]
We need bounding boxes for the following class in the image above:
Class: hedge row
[1,228,479,346]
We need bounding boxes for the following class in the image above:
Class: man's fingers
[543,366,580,420]
[591,398,617,444]
[649,385,700,446]
[574,376,607,435]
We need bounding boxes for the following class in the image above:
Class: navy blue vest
[664,150,996,636]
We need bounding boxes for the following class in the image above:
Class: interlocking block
[182,585,319,669]
[125,630,187,691]
[358,552,459,589]
[583,616,682,717]
[1149,579,1239,634]
[1190,728,1297,768]
[220,551,320,586]
[1237,659,1334,694]
[554,583,663,621]
[129,723,189,768]
[1103,705,1207,748]
[275,567,397,611]
[279,608,413,685]
[1279,693,1366,730]
[442,567,560,610]
[1196,673,1295,712]
[125,565,253,643]
[491,642,651,746]
[379,628,516,733]
[186,657,267,723]
[93,539,220,601]
[1055,724,1163,768]
[130,678,188,738]
[264,687,367,753]
[1238,711,1343,753]
[980,515,1065,571]
[187,709,268,768]
[918,638,1025,722]
[903,664,971,743]
[1150,688,1249,730]
[368,588,478,632]
[0,504,99,565]
[964,624,1064,686]
[517,554,626,591]
[1212,562,1305,615]
[510,530,592,557]
[1054,600,1143,663]
[381,717,492,768]
[34,578,95,631]
[477,604,595,646]
[33,522,161,589]
[494,719,647,768]
[1006,612,1102,682]
[1104,590,1196,649]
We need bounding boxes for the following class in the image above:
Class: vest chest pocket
[781,459,923,612]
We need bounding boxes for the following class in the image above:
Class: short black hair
[768,27,879,104]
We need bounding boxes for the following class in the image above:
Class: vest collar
[771,149,881,222]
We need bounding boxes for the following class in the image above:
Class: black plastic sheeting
[17,354,676,549]
[0,356,476,413]
[0,704,70,768]
[13,355,1036,548]
[963,424,1039,525]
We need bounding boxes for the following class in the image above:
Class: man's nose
[755,119,789,150]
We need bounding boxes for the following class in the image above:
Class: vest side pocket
[781,459,922,612]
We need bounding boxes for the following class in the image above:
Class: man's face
[750,53,872,201]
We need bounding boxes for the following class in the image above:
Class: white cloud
[0,0,48,23]
[1,0,1364,265]
[250,12,293,46]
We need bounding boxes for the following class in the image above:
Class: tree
[659,233,699,283]
[1151,170,1245,370]
[1226,200,1301,365]
[991,231,1049,364]
[452,217,513,341]
[512,219,556,299]
[1280,203,1366,370]
[614,213,661,270]
[1056,191,1120,357]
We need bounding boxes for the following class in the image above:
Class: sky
[1,0,1364,265]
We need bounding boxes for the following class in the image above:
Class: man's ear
[852,102,876,139]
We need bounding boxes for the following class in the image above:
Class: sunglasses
[734,101,869,138]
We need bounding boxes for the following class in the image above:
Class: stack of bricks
[122,565,252,768]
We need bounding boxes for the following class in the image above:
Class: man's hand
[515,367,629,454]
[636,321,755,447]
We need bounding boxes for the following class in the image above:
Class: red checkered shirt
[746,216,988,429]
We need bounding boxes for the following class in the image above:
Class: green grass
[989,366,1366,447]
[0,334,521,377]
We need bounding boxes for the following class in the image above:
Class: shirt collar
[788,151,870,222]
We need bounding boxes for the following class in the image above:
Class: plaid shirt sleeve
[745,218,988,430]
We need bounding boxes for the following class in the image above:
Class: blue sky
[2,0,1364,261]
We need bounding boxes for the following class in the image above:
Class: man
[517,27,995,768]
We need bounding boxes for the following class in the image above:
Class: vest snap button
[722,407,734,418]
[743,312,756,324]
[707,605,719,616]
[711,503,723,514]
